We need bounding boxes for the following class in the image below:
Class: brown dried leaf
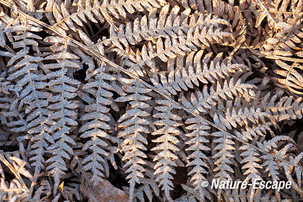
[80,179,129,202]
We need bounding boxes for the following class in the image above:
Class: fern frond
[185,116,211,201]
[287,152,303,193]
[181,81,255,117]
[212,131,235,198]
[254,0,302,29]
[133,168,160,202]
[225,187,277,202]
[214,107,269,131]
[234,123,273,142]
[43,36,80,194]
[254,0,277,28]
[2,99,28,133]
[239,144,262,182]
[259,136,296,182]
[112,23,234,71]
[47,0,168,33]
[260,94,303,122]
[151,52,251,95]
[1,18,54,179]
[262,25,303,58]
[175,0,246,43]
[152,99,181,201]
[272,60,303,95]
[109,8,235,75]
[0,73,12,96]
[0,73,13,125]
[116,77,151,199]
[30,180,52,201]
[176,184,212,201]
[261,150,280,182]
[109,5,232,48]
[79,61,119,185]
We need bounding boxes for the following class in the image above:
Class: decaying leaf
[80,179,129,202]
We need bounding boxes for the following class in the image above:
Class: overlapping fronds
[0,0,303,201]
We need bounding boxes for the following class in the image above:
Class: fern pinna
[0,0,303,201]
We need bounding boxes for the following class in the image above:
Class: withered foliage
[0,0,302,201]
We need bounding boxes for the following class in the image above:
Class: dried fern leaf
[116,77,152,199]
[185,116,211,201]
[0,18,54,179]
[79,61,119,185]
[151,52,251,95]
[43,36,81,194]
[110,5,233,48]
[211,131,235,198]
[152,99,182,201]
